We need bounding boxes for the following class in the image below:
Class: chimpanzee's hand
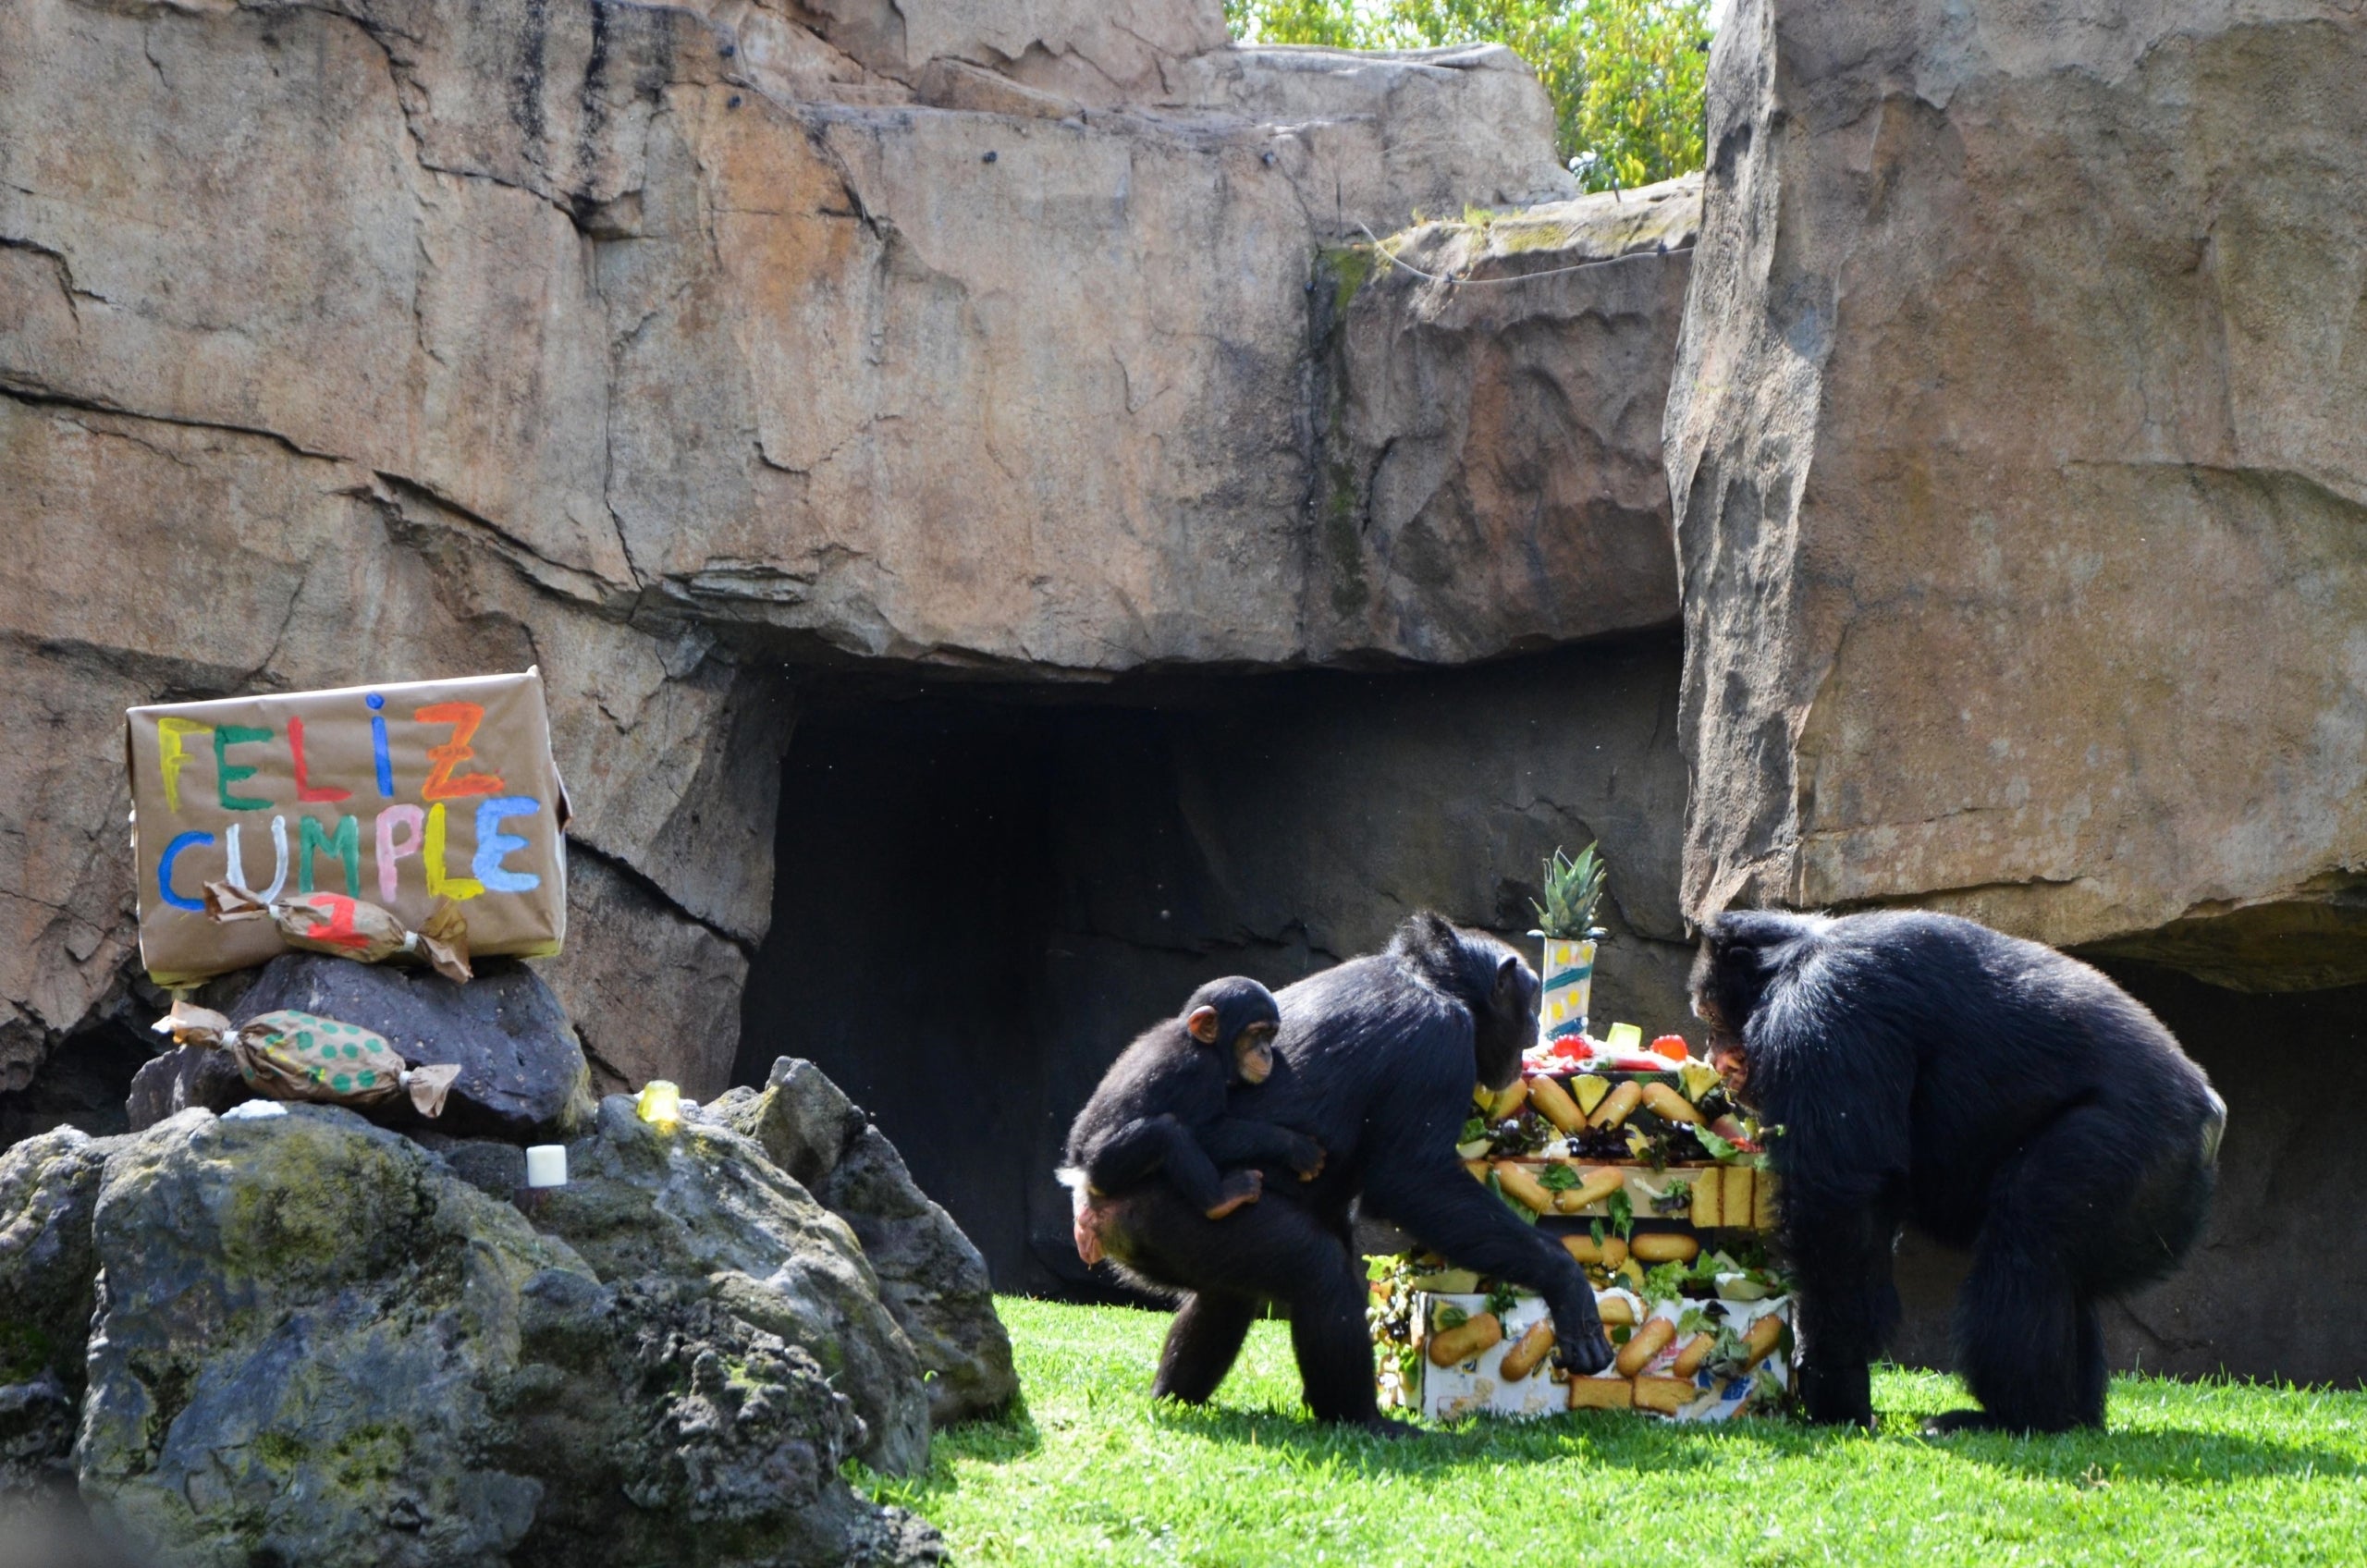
[1288,1135,1326,1181]
[1550,1289,1613,1375]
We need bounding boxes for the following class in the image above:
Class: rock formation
[712,1057,1019,1425]
[10,1049,980,1562]
[14,0,2358,1405]
[0,1127,117,1495]
[0,0,1609,1109]
[1665,0,2367,988]
[531,1093,932,1474]
[1657,0,2367,1386]
[1319,177,1698,661]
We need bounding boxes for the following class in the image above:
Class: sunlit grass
[857,1297,2367,1566]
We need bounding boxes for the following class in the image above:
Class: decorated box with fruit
[1370,1264,1792,1423]
[1462,1022,1779,1234]
[1368,1017,1797,1422]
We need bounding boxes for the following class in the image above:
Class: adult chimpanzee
[1061,977,1324,1259]
[1691,909,2226,1433]
[1082,913,1614,1429]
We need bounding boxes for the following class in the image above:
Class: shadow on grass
[1922,1375,2367,1486]
[1134,1384,2367,1487]
[848,1391,1048,1508]
[1907,1423,2367,1485]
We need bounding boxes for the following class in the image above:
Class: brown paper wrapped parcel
[127,670,568,986]
[154,1001,462,1117]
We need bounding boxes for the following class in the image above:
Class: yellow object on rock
[635,1079,682,1127]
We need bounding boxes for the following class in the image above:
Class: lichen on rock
[533,1093,934,1475]
[712,1057,1019,1425]
[74,1105,940,1567]
[0,1126,119,1494]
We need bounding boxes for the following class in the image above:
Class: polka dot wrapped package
[154,1001,462,1117]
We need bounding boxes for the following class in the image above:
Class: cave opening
[732,635,1698,1297]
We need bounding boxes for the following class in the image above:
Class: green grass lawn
[858,1296,2367,1567]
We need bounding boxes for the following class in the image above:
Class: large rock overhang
[0,0,1693,1096]
[1663,0,2367,990]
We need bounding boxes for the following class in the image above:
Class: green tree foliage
[1223,0,1711,192]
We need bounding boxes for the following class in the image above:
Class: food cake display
[1369,1025,1797,1423]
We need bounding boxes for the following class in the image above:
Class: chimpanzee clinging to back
[1061,978,1326,1266]
[1692,909,2226,1433]
[1077,913,1614,1430]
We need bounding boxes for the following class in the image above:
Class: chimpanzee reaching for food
[1078,913,1614,1430]
[1061,978,1326,1264]
[1692,909,2226,1434]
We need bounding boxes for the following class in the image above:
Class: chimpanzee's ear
[1186,1006,1220,1044]
[1493,953,1522,999]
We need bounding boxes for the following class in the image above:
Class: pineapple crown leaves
[1528,842,1610,939]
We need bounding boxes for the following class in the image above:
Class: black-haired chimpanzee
[1062,978,1326,1265]
[1078,913,1615,1430]
[1692,909,2226,1433]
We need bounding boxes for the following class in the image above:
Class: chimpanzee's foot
[1204,1170,1263,1219]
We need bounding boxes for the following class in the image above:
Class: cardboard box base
[1386,1291,1792,1425]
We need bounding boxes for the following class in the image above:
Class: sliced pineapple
[1689,1174,1722,1229]
[1572,1073,1611,1116]
[1679,1060,1722,1102]
[1723,1165,1755,1227]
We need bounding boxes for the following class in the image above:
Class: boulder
[227,953,596,1142]
[714,1059,1018,1424]
[122,1046,255,1133]
[1317,176,1698,661]
[411,1133,530,1202]
[78,1105,938,1567]
[548,855,753,1100]
[533,1096,932,1475]
[783,0,1230,105]
[0,1127,119,1493]
[1664,0,2367,985]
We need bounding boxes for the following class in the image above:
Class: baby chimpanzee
[1061,977,1325,1266]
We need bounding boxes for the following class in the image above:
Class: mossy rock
[76,1106,939,1567]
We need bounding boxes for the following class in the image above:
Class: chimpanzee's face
[1688,945,1753,1099]
[1474,949,1540,1092]
[1233,1022,1277,1084]
[1183,976,1283,1085]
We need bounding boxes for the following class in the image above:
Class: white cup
[524,1145,568,1189]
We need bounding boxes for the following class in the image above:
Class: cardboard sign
[128,671,569,986]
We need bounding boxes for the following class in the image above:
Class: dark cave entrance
[730,689,1325,1298]
[732,637,1699,1297]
